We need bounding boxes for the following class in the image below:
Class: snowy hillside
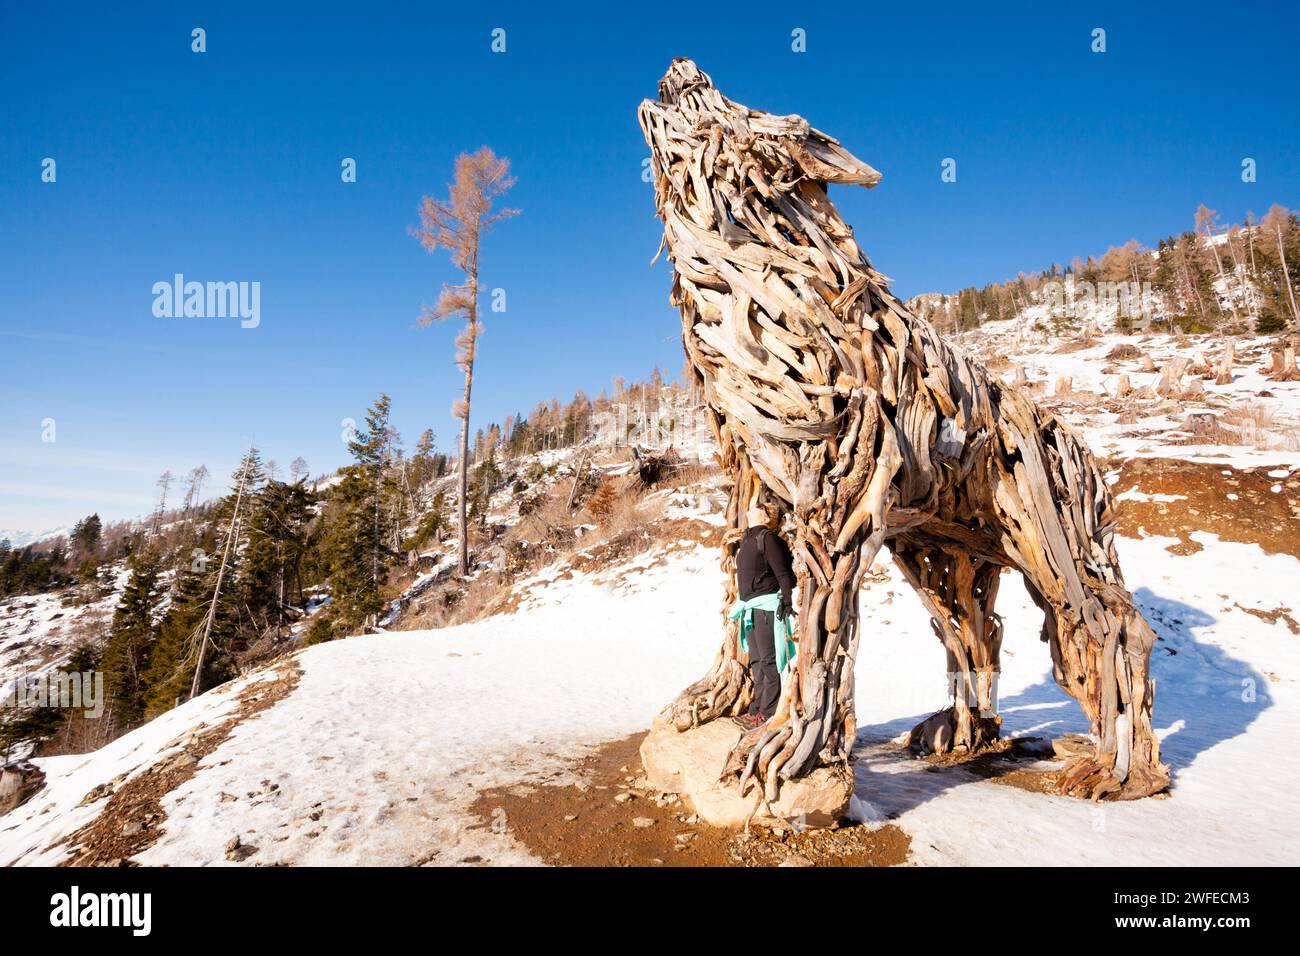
[1,566,128,691]
[0,544,725,865]
[3,471,1298,865]
[962,324,1300,468]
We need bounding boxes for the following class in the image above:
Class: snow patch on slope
[4,525,1297,866]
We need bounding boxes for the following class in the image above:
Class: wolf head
[640,58,881,199]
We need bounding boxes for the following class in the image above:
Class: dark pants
[746,609,781,717]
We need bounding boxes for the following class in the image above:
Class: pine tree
[70,513,102,559]
[241,477,316,637]
[0,544,71,597]
[141,558,236,717]
[0,642,104,756]
[409,429,438,513]
[468,451,503,526]
[406,489,448,551]
[323,467,386,634]
[101,548,162,726]
[348,394,396,585]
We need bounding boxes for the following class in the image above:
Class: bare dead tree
[190,451,253,699]
[1196,205,1239,325]
[411,148,519,575]
[1262,204,1300,331]
[151,470,173,537]
[181,464,209,518]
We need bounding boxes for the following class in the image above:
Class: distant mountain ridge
[0,526,72,548]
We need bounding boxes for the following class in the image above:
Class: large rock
[0,761,46,816]
[640,715,740,794]
[639,717,851,829]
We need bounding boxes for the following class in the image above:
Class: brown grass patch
[400,571,523,630]
[1053,338,1095,354]
[1220,403,1281,450]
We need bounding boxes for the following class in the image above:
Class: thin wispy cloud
[0,482,152,507]
[0,448,172,476]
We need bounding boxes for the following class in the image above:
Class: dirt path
[468,731,911,867]
[54,660,302,866]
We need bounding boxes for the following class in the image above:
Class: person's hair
[749,499,778,530]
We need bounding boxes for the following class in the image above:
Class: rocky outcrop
[640,717,851,829]
[0,761,45,815]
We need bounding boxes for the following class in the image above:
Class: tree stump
[1214,340,1234,385]
[627,445,682,490]
[1187,412,1229,443]
[1271,346,1300,382]
[0,761,45,814]
[1155,357,1188,397]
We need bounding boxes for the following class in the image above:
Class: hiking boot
[734,712,768,730]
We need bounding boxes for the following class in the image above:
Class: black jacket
[736,526,794,605]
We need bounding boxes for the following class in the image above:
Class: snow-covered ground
[1,565,127,691]
[853,531,1298,865]
[3,517,1297,865]
[0,546,723,865]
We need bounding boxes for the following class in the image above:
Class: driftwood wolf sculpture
[638,59,1170,802]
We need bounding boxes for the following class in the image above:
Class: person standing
[730,502,796,730]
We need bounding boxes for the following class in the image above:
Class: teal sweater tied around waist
[728,592,797,674]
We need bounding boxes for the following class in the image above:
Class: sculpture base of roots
[907,706,1167,801]
[666,657,752,731]
[1046,605,1171,802]
[1057,754,1170,801]
[719,716,849,804]
[906,706,1002,756]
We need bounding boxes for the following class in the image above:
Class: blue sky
[1,1,1296,534]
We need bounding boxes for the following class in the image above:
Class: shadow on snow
[849,585,1272,818]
